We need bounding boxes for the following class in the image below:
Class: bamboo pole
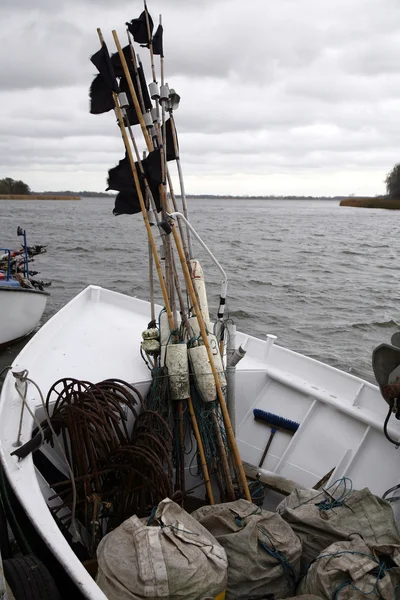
[126,32,146,115]
[112,31,152,152]
[98,28,174,334]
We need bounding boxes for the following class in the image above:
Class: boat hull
[0,286,49,346]
[1,285,399,600]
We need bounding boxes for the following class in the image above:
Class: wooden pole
[112,31,152,152]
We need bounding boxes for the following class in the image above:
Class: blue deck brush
[253,409,300,468]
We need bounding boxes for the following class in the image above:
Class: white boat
[0,284,399,599]
[0,282,49,347]
[0,230,49,347]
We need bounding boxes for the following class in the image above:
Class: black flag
[166,118,178,161]
[89,74,114,114]
[113,190,142,216]
[90,42,118,93]
[107,155,134,191]
[108,151,162,215]
[111,45,134,78]
[152,25,163,57]
[126,11,153,45]
[137,65,152,111]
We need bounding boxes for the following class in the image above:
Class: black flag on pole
[126,11,153,45]
[113,190,142,216]
[108,150,163,215]
[89,74,114,114]
[90,42,119,93]
[138,65,152,111]
[152,25,163,56]
[110,45,134,78]
[166,118,178,161]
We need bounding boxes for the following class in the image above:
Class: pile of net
[277,480,400,572]
[297,536,400,600]
[96,498,227,600]
[192,499,302,600]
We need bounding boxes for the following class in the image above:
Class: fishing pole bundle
[88,3,252,508]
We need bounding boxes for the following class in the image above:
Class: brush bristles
[253,408,299,432]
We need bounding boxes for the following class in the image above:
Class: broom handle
[258,428,277,468]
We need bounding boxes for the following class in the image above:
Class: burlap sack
[192,499,302,600]
[297,537,400,600]
[96,498,227,600]
[277,487,400,571]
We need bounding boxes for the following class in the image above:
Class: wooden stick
[98,29,174,333]
[126,32,146,114]
[112,31,152,152]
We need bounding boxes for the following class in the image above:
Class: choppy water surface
[1,197,399,383]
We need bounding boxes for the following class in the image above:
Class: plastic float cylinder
[118,92,129,108]
[151,107,160,124]
[165,343,190,400]
[159,84,170,102]
[190,259,211,328]
[188,318,227,388]
[149,81,160,99]
[143,112,153,128]
[188,345,216,402]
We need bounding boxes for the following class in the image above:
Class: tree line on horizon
[2,164,400,198]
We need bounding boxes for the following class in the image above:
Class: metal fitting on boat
[12,367,28,381]
[227,345,247,368]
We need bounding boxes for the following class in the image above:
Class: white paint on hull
[0,287,48,345]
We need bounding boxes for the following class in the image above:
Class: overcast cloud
[1,0,400,195]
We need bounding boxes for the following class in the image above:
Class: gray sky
[1,0,400,195]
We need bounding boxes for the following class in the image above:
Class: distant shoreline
[340,197,400,209]
[0,194,80,200]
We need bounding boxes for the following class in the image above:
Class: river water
[1,197,399,384]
